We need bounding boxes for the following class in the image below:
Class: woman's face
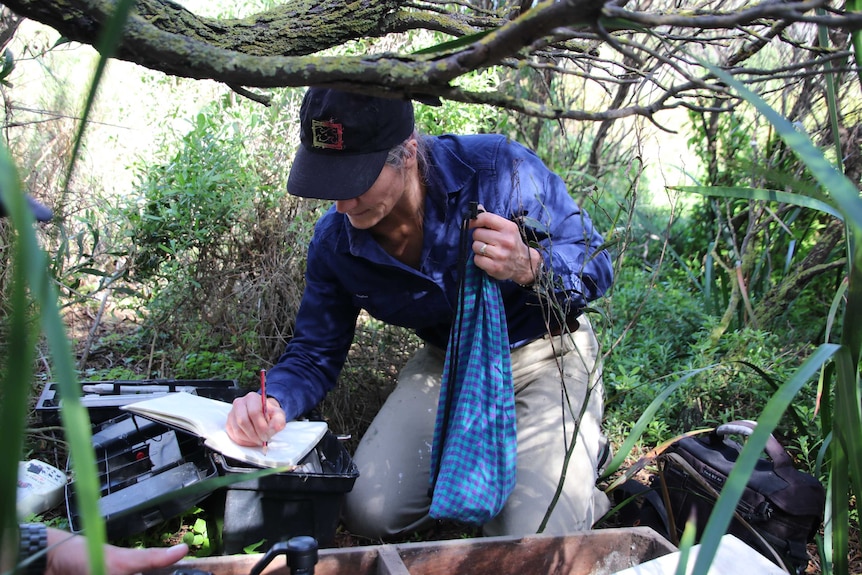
[334,165,406,229]
[335,138,419,230]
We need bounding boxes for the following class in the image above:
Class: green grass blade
[0,144,106,573]
[599,366,715,480]
[847,0,862,88]
[704,242,715,315]
[830,347,862,574]
[51,2,139,573]
[0,147,38,556]
[62,0,136,200]
[40,283,106,574]
[692,343,840,575]
[699,65,862,574]
[817,9,844,171]
[701,66,862,237]
[826,436,849,575]
[98,463,292,524]
[672,185,843,221]
[674,521,699,575]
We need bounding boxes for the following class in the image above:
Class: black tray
[65,413,219,538]
[218,432,359,553]
[37,378,240,426]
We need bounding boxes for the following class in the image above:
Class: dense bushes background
[7,30,835,488]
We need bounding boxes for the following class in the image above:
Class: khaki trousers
[342,316,611,539]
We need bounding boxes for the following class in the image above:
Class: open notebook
[121,392,327,469]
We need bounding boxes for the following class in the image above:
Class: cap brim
[287,146,389,201]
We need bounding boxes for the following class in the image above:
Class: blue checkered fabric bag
[428,254,517,524]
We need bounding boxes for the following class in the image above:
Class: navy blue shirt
[266,134,613,420]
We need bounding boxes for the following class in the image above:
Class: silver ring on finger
[480,242,488,256]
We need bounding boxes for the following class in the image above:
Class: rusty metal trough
[147,527,676,575]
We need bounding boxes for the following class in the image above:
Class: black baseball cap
[287,88,415,200]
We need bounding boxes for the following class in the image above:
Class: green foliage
[112,505,214,558]
[0,48,16,86]
[685,109,754,188]
[242,540,267,554]
[654,60,862,575]
[606,266,709,380]
[81,365,138,381]
[124,105,274,282]
[182,516,211,555]
[172,350,250,382]
[678,103,845,340]
[414,72,501,136]
[116,89,317,367]
[5,15,861,574]
[603,262,817,449]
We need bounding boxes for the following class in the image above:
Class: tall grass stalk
[1,2,138,573]
[0,146,108,575]
[0,148,40,569]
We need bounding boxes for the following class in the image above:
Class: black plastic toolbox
[37,378,241,426]
[65,413,219,538]
[219,432,359,554]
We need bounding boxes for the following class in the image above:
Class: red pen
[260,369,268,455]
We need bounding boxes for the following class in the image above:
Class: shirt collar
[425,136,475,204]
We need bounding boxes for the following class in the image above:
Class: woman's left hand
[468,206,541,286]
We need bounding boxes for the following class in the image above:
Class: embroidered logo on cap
[311,119,344,150]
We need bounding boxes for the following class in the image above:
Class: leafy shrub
[118,90,323,366]
[602,257,819,453]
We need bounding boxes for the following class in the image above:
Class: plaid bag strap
[429,202,477,494]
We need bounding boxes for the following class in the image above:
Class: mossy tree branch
[1,0,861,119]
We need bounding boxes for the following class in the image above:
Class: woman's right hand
[226,391,287,446]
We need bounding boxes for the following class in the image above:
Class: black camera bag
[658,421,825,574]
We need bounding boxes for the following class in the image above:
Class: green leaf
[194,517,208,534]
[243,540,266,554]
[412,30,494,55]
[0,49,16,83]
[671,185,843,221]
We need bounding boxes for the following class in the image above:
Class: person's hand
[468,206,542,286]
[226,391,287,446]
[45,527,188,575]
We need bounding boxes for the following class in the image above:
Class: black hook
[467,201,486,220]
[249,536,318,575]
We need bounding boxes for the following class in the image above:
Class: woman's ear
[405,138,419,159]
[406,138,421,169]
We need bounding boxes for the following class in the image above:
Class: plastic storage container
[65,413,218,538]
[219,432,359,554]
[37,378,240,426]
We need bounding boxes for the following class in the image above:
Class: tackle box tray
[65,413,218,539]
[37,378,240,426]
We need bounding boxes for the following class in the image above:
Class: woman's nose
[335,198,357,213]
